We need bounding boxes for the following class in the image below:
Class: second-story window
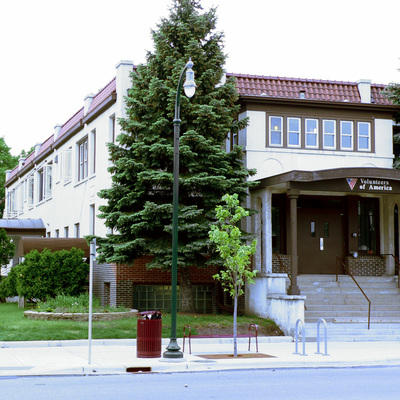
[340,121,353,150]
[37,164,52,202]
[38,168,45,202]
[28,174,34,206]
[90,129,96,175]
[323,120,336,149]
[46,164,52,198]
[287,117,301,147]
[358,122,371,151]
[269,116,283,146]
[78,138,88,181]
[305,119,318,148]
[74,223,80,238]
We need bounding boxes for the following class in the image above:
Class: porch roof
[253,167,400,195]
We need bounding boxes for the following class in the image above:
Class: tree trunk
[179,269,195,313]
[233,294,238,357]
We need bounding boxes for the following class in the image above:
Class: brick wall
[345,256,385,276]
[272,254,291,274]
[109,256,218,308]
[93,262,117,307]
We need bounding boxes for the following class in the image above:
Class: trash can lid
[138,310,162,316]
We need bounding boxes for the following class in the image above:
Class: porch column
[261,190,272,274]
[288,191,300,295]
[251,194,262,272]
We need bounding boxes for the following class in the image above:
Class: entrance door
[298,208,344,274]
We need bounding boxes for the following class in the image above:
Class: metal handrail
[381,253,400,288]
[336,256,371,330]
[293,319,307,356]
[316,318,328,356]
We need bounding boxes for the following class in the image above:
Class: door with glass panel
[298,207,344,274]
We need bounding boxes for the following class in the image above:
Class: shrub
[0,264,23,298]
[12,248,89,301]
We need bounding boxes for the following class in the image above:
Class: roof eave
[238,94,399,112]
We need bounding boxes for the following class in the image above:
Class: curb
[0,336,293,348]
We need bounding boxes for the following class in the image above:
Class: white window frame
[305,118,319,149]
[74,223,80,238]
[18,182,24,214]
[340,121,353,150]
[269,116,283,147]
[323,119,336,149]
[37,168,45,202]
[357,122,371,151]
[63,148,72,184]
[90,129,96,176]
[287,117,301,148]
[78,137,88,181]
[37,164,52,203]
[28,174,34,206]
[45,164,52,198]
[89,204,95,235]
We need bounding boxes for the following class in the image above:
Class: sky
[0,0,399,156]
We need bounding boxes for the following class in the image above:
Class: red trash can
[136,311,162,358]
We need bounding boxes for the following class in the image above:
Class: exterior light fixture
[183,59,196,98]
[163,58,196,359]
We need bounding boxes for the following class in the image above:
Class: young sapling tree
[209,193,257,357]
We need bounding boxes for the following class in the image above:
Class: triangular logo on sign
[346,178,358,191]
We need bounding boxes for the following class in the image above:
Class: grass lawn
[0,303,282,341]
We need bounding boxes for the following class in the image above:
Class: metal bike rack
[293,319,307,356]
[315,318,329,356]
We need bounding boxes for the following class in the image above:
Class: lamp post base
[163,338,183,358]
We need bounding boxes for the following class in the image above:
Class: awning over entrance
[253,167,400,195]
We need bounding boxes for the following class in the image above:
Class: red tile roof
[58,107,84,140]
[88,78,116,113]
[6,71,395,186]
[6,78,117,184]
[229,73,392,105]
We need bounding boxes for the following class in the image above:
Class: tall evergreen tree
[98,0,255,311]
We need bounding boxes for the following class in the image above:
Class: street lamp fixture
[163,58,196,359]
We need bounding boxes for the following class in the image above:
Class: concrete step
[303,295,400,304]
[300,288,400,295]
[299,281,398,289]
[303,335,400,342]
[305,317,400,323]
[305,310,400,318]
[298,275,398,283]
[301,322,400,341]
[305,304,400,311]
[305,322,400,330]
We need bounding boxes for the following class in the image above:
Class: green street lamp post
[163,59,196,359]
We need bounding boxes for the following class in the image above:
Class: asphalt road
[1,367,399,400]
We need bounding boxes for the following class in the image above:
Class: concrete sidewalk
[1,337,400,376]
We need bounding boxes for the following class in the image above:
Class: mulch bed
[193,323,283,337]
